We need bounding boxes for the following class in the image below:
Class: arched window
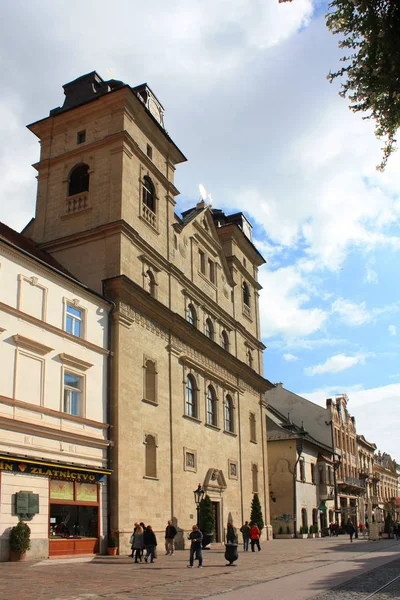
[185,375,197,418]
[144,359,156,403]
[145,269,156,296]
[68,164,90,196]
[206,386,217,426]
[225,395,234,432]
[187,304,197,327]
[221,330,229,351]
[145,434,157,478]
[205,318,214,340]
[252,464,258,493]
[243,281,250,307]
[143,175,156,213]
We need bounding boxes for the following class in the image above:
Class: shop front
[0,455,110,559]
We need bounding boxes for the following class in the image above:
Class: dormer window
[68,164,89,196]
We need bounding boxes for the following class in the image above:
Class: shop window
[145,434,157,478]
[65,303,84,338]
[187,303,197,326]
[63,372,83,416]
[205,318,214,340]
[49,481,99,540]
[249,412,257,442]
[68,164,89,196]
[144,359,157,403]
[185,375,197,418]
[206,385,217,427]
[252,464,258,493]
[224,395,234,432]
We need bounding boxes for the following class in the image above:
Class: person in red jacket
[249,522,261,552]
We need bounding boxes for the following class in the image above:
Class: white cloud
[388,325,397,336]
[331,298,371,326]
[259,264,327,340]
[283,353,299,362]
[305,353,369,376]
[364,265,379,284]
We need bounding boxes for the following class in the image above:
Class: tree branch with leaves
[326,0,400,170]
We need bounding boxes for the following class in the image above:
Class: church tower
[25,72,273,551]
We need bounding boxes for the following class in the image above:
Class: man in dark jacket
[240,521,251,551]
[165,520,177,555]
[346,520,355,543]
[187,525,203,568]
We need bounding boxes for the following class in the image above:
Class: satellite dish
[199,184,208,201]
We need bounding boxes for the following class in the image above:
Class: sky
[1,0,399,461]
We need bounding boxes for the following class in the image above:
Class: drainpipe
[104,296,116,549]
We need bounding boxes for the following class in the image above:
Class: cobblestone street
[1,538,399,600]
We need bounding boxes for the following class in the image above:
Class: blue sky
[0,0,399,460]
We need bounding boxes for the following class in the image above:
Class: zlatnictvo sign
[0,457,106,482]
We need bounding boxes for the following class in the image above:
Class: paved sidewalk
[1,538,399,600]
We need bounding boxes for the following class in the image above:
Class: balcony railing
[66,192,89,214]
[318,484,335,500]
[142,203,157,228]
[338,476,365,489]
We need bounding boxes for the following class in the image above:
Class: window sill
[183,414,201,424]
[139,211,159,235]
[223,429,237,438]
[250,439,257,444]
[143,476,159,481]
[142,398,158,407]
[205,423,220,432]
[198,271,217,290]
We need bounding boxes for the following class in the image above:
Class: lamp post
[193,483,205,527]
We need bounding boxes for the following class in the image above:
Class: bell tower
[25,71,186,292]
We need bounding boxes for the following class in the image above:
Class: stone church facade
[23,71,273,551]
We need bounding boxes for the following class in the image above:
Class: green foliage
[311,524,319,534]
[108,535,117,548]
[9,521,31,554]
[300,526,309,535]
[199,495,214,534]
[250,493,264,532]
[326,0,400,170]
[279,526,283,534]
[286,525,291,535]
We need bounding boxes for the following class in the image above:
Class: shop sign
[0,458,105,482]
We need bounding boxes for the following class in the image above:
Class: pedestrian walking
[250,522,261,552]
[165,519,177,555]
[131,523,144,563]
[139,522,146,559]
[143,525,157,563]
[346,520,355,543]
[187,524,203,568]
[240,520,251,551]
[225,522,239,566]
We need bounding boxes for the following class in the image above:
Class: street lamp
[193,483,205,527]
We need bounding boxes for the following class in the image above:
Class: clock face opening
[149,97,162,124]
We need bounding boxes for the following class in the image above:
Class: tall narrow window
[221,330,229,351]
[249,412,256,442]
[145,269,156,296]
[252,464,258,493]
[144,359,156,403]
[199,250,206,275]
[205,318,214,340]
[65,304,83,338]
[142,176,155,213]
[185,375,197,418]
[311,463,316,484]
[187,304,197,327]
[225,395,234,432]
[208,259,215,283]
[68,164,90,196]
[247,348,254,369]
[243,281,250,307]
[206,386,217,426]
[145,435,157,478]
[299,458,306,482]
[63,372,83,416]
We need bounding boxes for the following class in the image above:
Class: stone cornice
[59,353,93,371]
[0,302,109,356]
[104,275,274,393]
[0,394,109,430]
[179,354,240,393]
[12,335,53,356]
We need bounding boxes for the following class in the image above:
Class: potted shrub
[199,495,214,548]
[298,526,308,539]
[308,524,319,538]
[107,535,118,555]
[9,521,31,561]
